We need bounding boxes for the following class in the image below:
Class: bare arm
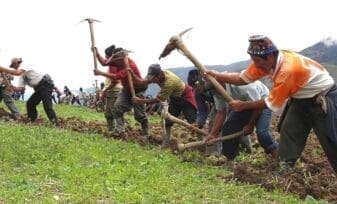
[0,65,24,76]
[206,70,247,85]
[93,69,117,80]
[206,109,226,143]
[243,109,262,134]
[229,99,267,112]
[132,96,161,105]
[92,47,107,66]
[127,68,150,87]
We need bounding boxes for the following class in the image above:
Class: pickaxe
[177,131,244,151]
[80,18,101,70]
[159,28,233,103]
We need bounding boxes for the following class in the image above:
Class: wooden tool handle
[177,131,244,151]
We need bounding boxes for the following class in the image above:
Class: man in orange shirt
[207,35,337,174]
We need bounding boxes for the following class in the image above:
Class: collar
[272,51,283,80]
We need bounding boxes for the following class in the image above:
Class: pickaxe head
[158,27,193,60]
[79,18,101,24]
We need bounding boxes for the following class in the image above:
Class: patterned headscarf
[247,35,278,56]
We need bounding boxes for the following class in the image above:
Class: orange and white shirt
[240,50,334,112]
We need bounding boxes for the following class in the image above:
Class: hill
[299,37,337,80]
[300,37,337,65]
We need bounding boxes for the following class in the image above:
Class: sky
[1,0,336,94]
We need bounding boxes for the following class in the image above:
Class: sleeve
[246,81,269,101]
[213,92,227,111]
[157,86,172,101]
[240,63,267,83]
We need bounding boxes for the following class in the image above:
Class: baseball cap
[10,57,23,67]
[145,64,162,80]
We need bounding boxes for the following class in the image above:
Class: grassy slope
[0,102,301,203]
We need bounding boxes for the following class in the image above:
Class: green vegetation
[7,101,105,122]
[0,102,302,203]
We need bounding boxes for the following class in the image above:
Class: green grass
[3,101,161,124]
[0,122,302,203]
[1,100,106,122]
[0,101,305,203]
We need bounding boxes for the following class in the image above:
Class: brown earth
[1,107,336,202]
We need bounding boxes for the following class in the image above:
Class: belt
[315,84,336,113]
[34,75,53,89]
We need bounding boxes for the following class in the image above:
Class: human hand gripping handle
[93,69,102,76]
[229,100,247,112]
[243,123,254,135]
[131,96,142,104]
[204,70,220,80]
[205,134,217,145]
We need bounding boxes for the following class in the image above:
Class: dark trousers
[27,79,57,122]
[165,96,196,128]
[279,98,337,173]
[221,109,277,160]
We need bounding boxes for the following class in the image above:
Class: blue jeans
[221,108,278,160]
[194,90,213,128]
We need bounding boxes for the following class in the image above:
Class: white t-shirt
[17,70,43,88]
[213,80,269,111]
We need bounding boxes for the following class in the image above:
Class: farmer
[0,58,22,119]
[92,44,122,131]
[188,69,255,155]
[10,57,58,125]
[205,79,278,160]
[187,68,214,129]
[206,35,337,174]
[131,63,197,148]
[93,47,149,137]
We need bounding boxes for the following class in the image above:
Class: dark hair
[187,69,203,86]
[105,45,116,57]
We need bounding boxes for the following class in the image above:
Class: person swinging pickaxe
[159,28,246,149]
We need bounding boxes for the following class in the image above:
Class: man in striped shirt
[207,35,337,174]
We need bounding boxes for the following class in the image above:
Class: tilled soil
[1,108,336,202]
